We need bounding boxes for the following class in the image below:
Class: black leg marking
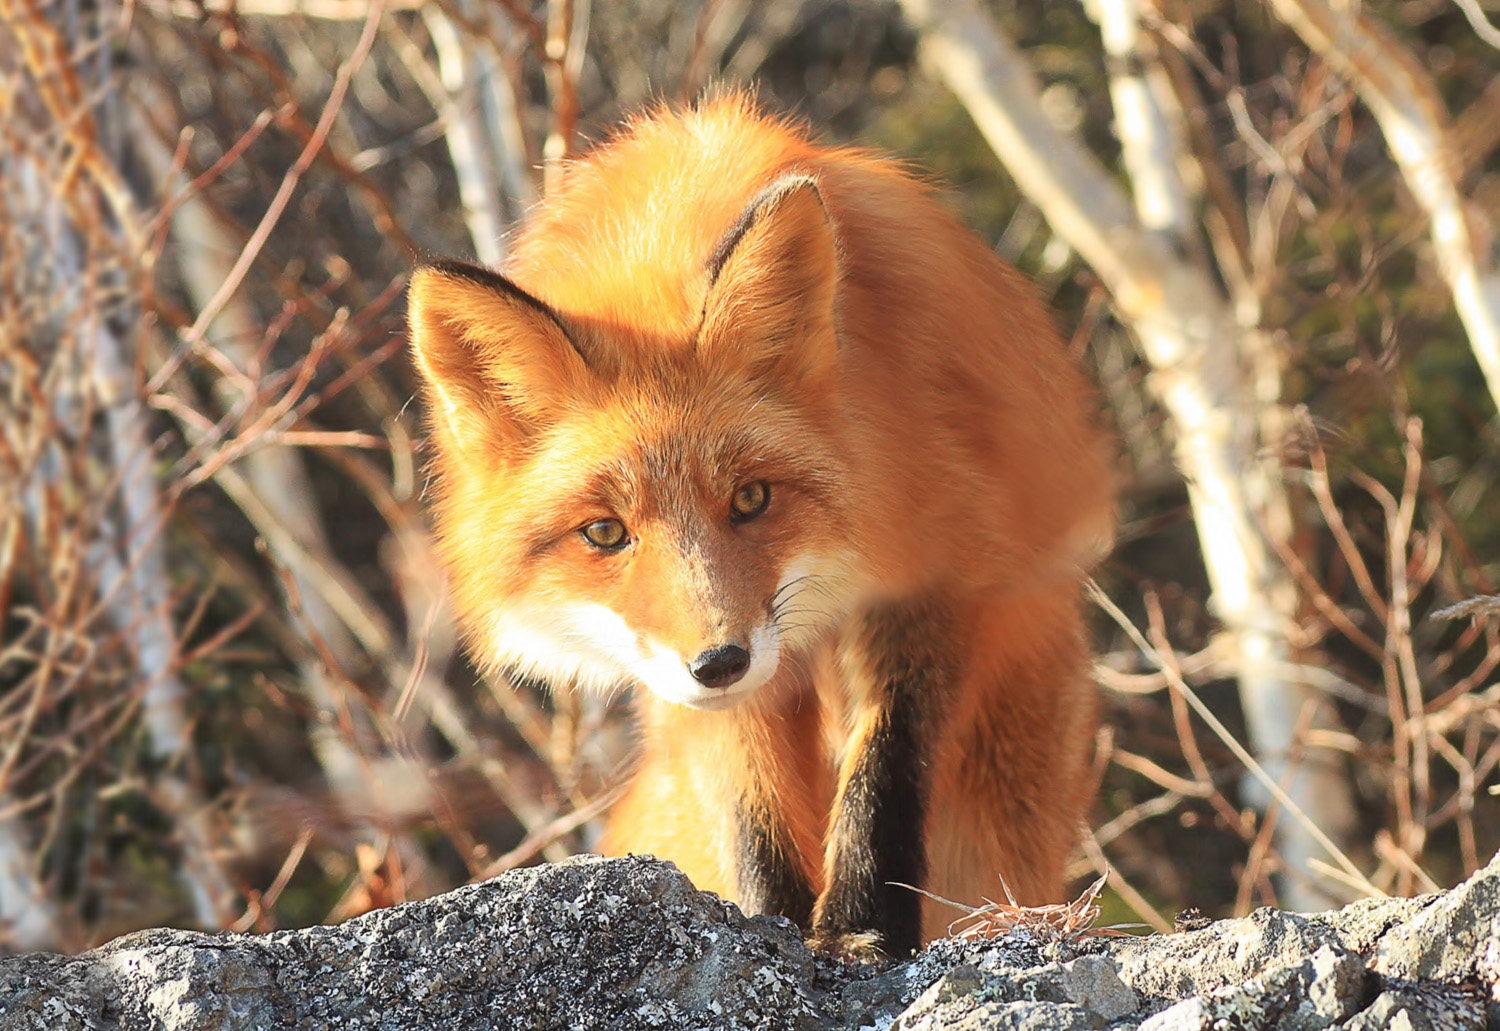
[814,600,953,957]
[814,698,928,955]
[734,803,816,931]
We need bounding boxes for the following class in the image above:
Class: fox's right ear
[407,262,590,448]
[697,175,839,391]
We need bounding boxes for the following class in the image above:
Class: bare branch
[1265,0,1500,418]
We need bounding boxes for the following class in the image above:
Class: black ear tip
[750,174,827,224]
[413,260,510,292]
[765,173,822,202]
[407,260,587,366]
[408,263,566,325]
[706,172,830,283]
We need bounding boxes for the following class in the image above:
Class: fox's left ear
[698,175,838,388]
[408,262,590,449]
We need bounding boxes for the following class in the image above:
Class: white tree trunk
[90,313,241,928]
[127,87,434,841]
[1,24,239,923]
[900,0,1358,906]
[2,130,66,952]
[1265,0,1500,418]
[421,8,511,268]
[1093,0,1195,241]
[129,75,567,860]
[0,801,58,951]
[1100,0,1356,911]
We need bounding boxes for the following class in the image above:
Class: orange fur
[408,95,1113,951]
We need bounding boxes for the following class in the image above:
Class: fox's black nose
[689,644,751,688]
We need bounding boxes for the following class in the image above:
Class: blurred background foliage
[2,0,1498,951]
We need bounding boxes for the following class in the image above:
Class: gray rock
[1310,895,1433,956]
[1058,954,1139,1021]
[1296,944,1371,1026]
[1339,983,1486,1031]
[0,855,827,1031]
[1113,906,1345,1003]
[889,966,986,1029]
[0,953,93,1031]
[890,975,1097,1031]
[1132,957,1359,1031]
[2,851,1497,1030]
[885,960,1099,1029]
[1138,993,1271,1031]
[954,1001,1097,1030]
[1371,851,1500,985]
[873,950,1135,1029]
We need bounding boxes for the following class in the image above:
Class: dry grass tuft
[897,871,1140,944]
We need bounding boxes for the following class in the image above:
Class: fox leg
[811,598,956,958]
[812,584,1096,954]
[921,587,1097,938]
[728,682,830,928]
[733,788,816,928]
[603,679,829,929]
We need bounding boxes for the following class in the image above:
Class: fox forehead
[522,397,840,517]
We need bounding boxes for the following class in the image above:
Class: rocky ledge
[1,852,1496,1030]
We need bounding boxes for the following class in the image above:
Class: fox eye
[730,480,771,521]
[582,518,629,550]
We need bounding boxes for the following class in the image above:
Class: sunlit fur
[408,95,1114,944]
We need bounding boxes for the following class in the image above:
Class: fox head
[409,176,858,709]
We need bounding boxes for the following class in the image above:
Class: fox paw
[806,929,887,964]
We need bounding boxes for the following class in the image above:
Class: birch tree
[1264,0,1500,421]
[1254,4,1500,890]
[411,2,536,267]
[896,0,1363,908]
[3,0,238,931]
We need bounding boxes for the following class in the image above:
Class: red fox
[407,95,1113,958]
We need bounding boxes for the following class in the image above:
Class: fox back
[409,96,1112,957]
